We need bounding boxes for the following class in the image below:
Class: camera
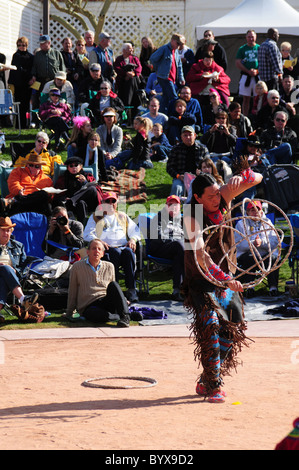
[218,125,224,131]
[56,215,68,226]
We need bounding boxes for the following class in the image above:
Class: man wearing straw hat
[0,154,53,217]
[0,216,38,322]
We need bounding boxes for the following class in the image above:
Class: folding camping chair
[0,89,21,137]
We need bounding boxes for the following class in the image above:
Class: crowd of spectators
[1,25,298,321]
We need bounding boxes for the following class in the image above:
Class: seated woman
[106,116,153,170]
[228,101,253,138]
[88,81,124,126]
[39,88,72,151]
[96,107,123,160]
[249,81,268,127]
[1,154,53,217]
[82,131,108,182]
[235,200,280,298]
[187,51,231,107]
[14,131,63,177]
[202,88,228,126]
[164,98,196,145]
[200,110,237,164]
[66,115,92,159]
[53,156,101,223]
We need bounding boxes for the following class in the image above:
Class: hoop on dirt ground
[81,376,158,389]
[193,198,294,289]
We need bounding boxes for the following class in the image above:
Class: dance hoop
[82,376,158,389]
[194,198,293,289]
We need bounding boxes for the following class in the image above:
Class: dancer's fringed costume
[182,196,252,396]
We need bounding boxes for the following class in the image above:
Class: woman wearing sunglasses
[14,131,63,177]
[53,156,101,223]
[1,154,53,217]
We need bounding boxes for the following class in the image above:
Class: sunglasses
[28,164,41,168]
[37,139,47,144]
[104,199,116,204]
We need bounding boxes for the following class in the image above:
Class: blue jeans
[157,78,178,114]
[170,178,184,197]
[265,143,292,165]
[0,265,20,305]
[105,149,153,170]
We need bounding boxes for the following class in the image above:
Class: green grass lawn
[0,127,294,328]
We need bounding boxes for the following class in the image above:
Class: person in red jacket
[39,88,72,150]
[187,51,231,107]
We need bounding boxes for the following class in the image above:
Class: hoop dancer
[183,163,263,403]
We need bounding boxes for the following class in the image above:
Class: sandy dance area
[0,332,298,451]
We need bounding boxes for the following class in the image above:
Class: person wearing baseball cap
[89,31,115,82]
[148,195,184,301]
[42,70,76,110]
[235,199,280,298]
[83,191,142,303]
[0,216,38,322]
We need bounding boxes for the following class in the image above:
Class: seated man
[260,110,298,164]
[77,62,106,115]
[42,206,84,260]
[234,200,280,298]
[0,216,38,322]
[167,86,203,130]
[142,96,168,139]
[1,154,53,217]
[14,131,63,177]
[166,125,209,197]
[65,238,142,326]
[83,191,141,302]
[148,195,184,301]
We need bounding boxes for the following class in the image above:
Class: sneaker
[126,288,139,303]
[117,314,130,328]
[196,382,227,398]
[21,292,39,311]
[207,390,226,403]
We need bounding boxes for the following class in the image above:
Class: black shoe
[269,289,279,297]
[21,292,39,311]
[126,289,139,303]
[117,314,130,328]
[171,291,184,302]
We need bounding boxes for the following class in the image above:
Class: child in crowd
[149,123,172,161]
[66,115,92,159]
[165,99,196,145]
[106,116,154,170]
[84,131,108,182]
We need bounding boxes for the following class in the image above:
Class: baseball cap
[247,200,262,210]
[49,88,61,96]
[102,191,118,202]
[99,31,113,41]
[39,34,50,43]
[55,71,67,80]
[89,63,101,71]
[166,195,181,205]
[181,125,195,134]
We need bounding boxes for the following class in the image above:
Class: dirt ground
[0,335,298,451]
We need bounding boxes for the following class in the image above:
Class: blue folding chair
[289,213,299,287]
[138,213,174,293]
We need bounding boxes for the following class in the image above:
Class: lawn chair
[138,212,174,294]
[0,89,21,137]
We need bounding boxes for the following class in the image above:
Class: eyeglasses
[275,118,286,122]
[28,164,41,168]
[37,139,47,144]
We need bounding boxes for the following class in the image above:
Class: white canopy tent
[195,0,299,93]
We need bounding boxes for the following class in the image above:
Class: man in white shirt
[83,191,141,302]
